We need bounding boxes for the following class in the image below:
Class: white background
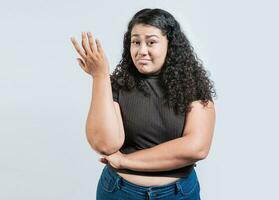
[1,0,278,199]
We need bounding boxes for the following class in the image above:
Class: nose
[138,43,148,56]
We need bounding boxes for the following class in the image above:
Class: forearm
[121,136,202,172]
[86,75,121,154]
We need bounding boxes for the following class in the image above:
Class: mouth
[137,58,151,63]
[138,60,150,65]
[138,59,151,61]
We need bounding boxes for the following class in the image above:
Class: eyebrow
[131,34,159,39]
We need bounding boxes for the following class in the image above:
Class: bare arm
[120,100,216,172]
[121,136,201,172]
[86,75,124,155]
[70,32,124,155]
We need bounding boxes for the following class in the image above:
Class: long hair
[110,8,217,115]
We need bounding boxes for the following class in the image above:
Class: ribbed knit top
[111,73,195,177]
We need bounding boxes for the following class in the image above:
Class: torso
[116,171,181,186]
[114,78,188,186]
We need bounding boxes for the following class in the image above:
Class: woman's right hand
[70,32,110,78]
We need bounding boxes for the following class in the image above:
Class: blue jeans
[96,165,201,200]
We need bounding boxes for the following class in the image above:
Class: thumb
[77,58,90,74]
[77,58,85,67]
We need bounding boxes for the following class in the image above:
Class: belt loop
[116,177,122,190]
[175,182,182,194]
[146,188,152,200]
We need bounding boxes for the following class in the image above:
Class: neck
[138,70,161,79]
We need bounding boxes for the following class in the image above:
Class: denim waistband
[106,164,195,193]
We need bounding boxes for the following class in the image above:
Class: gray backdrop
[1,0,278,199]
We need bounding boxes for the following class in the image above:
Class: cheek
[152,50,166,62]
[130,48,136,59]
[157,47,167,62]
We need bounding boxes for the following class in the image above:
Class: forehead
[131,24,164,38]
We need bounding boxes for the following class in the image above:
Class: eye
[148,41,157,45]
[131,41,140,45]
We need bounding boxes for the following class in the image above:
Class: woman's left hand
[99,151,126,169]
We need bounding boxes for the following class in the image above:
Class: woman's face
[130,24,168,75]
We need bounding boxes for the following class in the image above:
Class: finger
[87,32,97,53]
[99,159,106,164]
[70,37,86,59]
[102,158,108,163]
[99,157,108,164]
[95,38,104,54]
[81,32,92,55]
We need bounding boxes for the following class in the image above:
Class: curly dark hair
[110,8,217,115]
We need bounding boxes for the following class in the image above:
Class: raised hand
[70,32,110,78]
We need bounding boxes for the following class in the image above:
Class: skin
[70,32,110,78]
[70,33,125,155]
[130,23,168,75]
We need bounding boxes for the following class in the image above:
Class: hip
[113,164,195,186]
[96,164,201,200]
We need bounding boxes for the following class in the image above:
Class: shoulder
[189,100,215,110]
[187,100,215,117]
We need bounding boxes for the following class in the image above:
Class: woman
[71,8,216,200]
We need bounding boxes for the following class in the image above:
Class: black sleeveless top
[111,73,195,177]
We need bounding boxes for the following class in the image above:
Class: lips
[138,59,150,64]
[138,59,151,61]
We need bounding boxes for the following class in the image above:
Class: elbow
[196,150,208,160]
[194,147,209,160]
[185,142,209,161]
[87,134,123,156]
[189,139,211,160]
[93,145,119,156]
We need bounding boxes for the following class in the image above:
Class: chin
[137,65,152,73]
